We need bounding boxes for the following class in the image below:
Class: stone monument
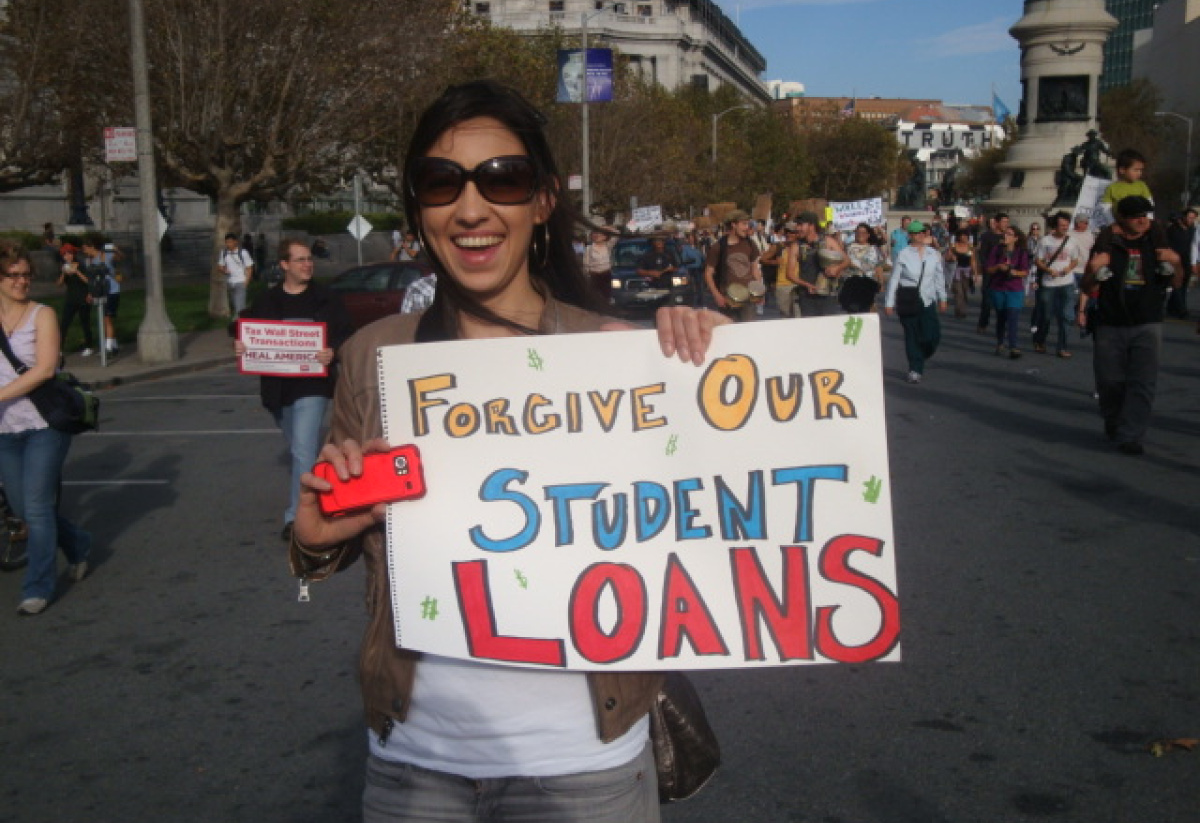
[986,0,1118,222]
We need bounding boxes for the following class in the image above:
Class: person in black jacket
[1080,196,1182,455]
[235,238,352,540]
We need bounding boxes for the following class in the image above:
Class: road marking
[102,395,259,402]
[87,429,279,436]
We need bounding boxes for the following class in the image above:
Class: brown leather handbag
[649,672,721,803]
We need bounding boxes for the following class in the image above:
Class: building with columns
[466,0,770,103]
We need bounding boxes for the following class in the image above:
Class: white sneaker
[80,348,95,357]
[906,371,922,384]
[69,561,88,582]
[17,597,48,616]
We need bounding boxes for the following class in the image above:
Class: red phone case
[314,445,427,516]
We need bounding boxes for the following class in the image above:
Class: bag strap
[0,331,30,375]
[1041,235,1071,279]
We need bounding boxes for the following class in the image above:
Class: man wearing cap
[792,211,848,318]
[636,235,678,289]
[704,210,763,322]
[1080,195,1182,455]
[884,220,947,383]
[55,243,95,356]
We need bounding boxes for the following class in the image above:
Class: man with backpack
[703,210,763,322]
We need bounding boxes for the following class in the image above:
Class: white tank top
[0,305,49,434]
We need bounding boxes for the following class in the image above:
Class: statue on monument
[1054,130,1113,205]
[1078,129,1113,179]
[895,152,926,210]
[1054,149,1083,205]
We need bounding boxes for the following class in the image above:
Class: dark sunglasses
[409,155,538,208]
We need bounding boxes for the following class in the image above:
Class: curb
[77,355,233,391]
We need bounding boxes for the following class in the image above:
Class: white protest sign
[237,320,327,376]
[1072,175,1114,230]
[830,198,884,232]
[628,205,664,232]
[376,316,900,672]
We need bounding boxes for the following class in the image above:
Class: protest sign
[237,319,327,376]
[376,316,901,672]
[831,198,885,231]
[1072,175,1114,230]
[628,205,664,232]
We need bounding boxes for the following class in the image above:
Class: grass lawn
[41,279,274,352]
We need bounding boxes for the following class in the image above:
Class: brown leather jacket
[295,298,664,744]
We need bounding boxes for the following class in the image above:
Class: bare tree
[0,0,127,195]
[143,0,457,317]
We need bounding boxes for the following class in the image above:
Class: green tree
[1098,78,1178,204]
[805,117,902,201]
[959,118,1017,201]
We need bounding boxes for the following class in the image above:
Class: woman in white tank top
[0,242,92,616]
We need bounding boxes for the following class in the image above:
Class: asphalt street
[1,303,1197,823]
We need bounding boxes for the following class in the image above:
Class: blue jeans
[990,290,1023,349]
[1032,284,1076,353]
[271,395,328,525]
[362,743,660,823]
[229,283,247,315]
[0,426,91,601]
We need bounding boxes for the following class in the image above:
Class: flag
[841,98,856,118]
[992,92,1011,122]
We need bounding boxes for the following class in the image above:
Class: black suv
[608,236,701,309]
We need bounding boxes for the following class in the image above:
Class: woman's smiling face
[417,117,552,308]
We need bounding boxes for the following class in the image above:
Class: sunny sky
[714,0,1027,110]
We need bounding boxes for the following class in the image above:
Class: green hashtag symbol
[843,316,864,345]
[863,476,883,504]
[420,596,439,620]
[515,570,528,589]
[666,435,679,456]
[527,349,545,370]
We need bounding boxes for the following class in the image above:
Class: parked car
[608,236,700,309]
[328,261,434,329]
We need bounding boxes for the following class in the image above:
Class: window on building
[474,1,490,13]
[550,1,565,11]
[637,4,652,16]
[594,1,606,8]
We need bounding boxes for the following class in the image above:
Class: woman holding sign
[291,81,726,823]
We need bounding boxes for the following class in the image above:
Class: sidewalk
[63,326,234,390]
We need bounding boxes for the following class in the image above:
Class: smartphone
[313,445,426,516]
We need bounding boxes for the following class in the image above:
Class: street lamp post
[711,104,753,165]
[130,0,178,363]
[1154,110,1194,208]
[580,4,612,220]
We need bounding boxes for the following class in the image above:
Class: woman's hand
[655,306,730,366]
[293,437,392,551]
[316,347,334,366]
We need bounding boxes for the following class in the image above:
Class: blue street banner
[557,48,614,104]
